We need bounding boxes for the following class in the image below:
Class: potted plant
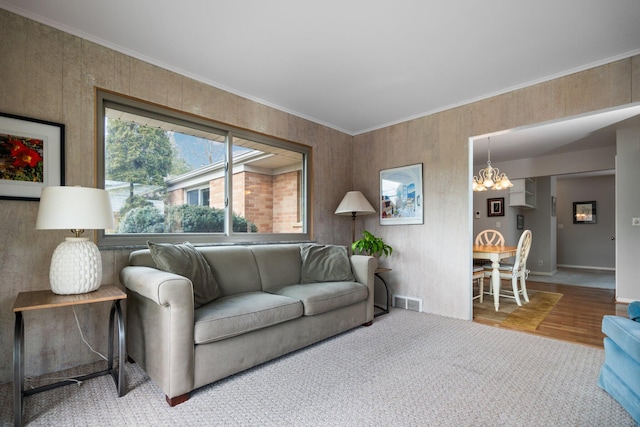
[351,230,393,257]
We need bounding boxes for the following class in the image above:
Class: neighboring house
[165,151,303,233]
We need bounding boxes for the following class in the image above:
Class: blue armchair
[598,301,640,423]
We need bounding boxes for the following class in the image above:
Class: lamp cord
[25,307,108,389]
[72,306,108,362]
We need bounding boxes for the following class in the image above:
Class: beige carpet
[473,289,563,331]
[1,309,635,426]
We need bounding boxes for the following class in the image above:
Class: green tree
[106,119,173,198]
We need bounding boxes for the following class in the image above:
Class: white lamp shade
[335,191,376,216]
[36,186,115,230]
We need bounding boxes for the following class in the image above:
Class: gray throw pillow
[147,241,221,308]
[300,243,355,284]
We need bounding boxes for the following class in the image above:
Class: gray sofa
[120,243,376,406]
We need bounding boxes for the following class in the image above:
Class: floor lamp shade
[335,191,376,243]
[36,186,115,295]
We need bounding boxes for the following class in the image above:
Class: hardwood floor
[474,280,628,348]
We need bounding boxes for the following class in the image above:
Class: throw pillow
[629,301,640,322]
[300,243,355,284]
[147,241,221,308]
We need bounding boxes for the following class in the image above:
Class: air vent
[392,294,423,312]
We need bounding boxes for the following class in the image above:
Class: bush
[119,195,153,216]
[118,206,165,233]
[118,203,257,234]
[166,204,257,233]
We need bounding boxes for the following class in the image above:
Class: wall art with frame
[573,200,596,224]
[0,113,64,201]
[487,197,504,217]
[380,163,423,225]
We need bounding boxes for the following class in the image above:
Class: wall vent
[392,294,423,312]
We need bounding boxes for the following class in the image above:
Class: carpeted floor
[1,309,635,426]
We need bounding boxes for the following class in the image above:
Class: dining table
[472,244,518,311]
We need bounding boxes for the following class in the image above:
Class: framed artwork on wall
[517,214,524,230]
[0,112,65,201]
[487,197,504,217]
[379,163,423,225]
[573,200,597,224]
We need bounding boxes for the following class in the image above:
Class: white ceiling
[2,0,640,163]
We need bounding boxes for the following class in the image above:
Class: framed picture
[573,200,596,224]
[517,214,524,230]
[0,113,64,201]
[487,197,504,217]
[379,163,423,225]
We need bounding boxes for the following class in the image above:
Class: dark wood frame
[487,197,504,217]
[573,200,597,224]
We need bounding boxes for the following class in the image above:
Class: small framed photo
[379,163,423,225]
[573,201,596,224]
[517,214,524,230]
[487,197,504,217]
[0,112,65,201]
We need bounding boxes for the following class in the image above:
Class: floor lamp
[335,191,376,244]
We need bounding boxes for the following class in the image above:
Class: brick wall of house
[210,179,224,209]
[167,169,300,233]
[273,171,301,233]
[242,172,274,233]
[168,188,184,206]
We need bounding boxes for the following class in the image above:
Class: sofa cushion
[193,291,303,344]
[199,246,263,296]
[629,301,640,322]
[147,241,221,308]
[250,244,303,290]
[267,281,368,316]
[300,243,354,284]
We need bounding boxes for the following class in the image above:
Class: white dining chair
[475,229,505,246]
[472,266,485,303]
[484,229,532,306]
[474,229,505,273]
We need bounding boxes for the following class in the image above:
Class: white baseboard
[528,270,557,277]
[556,264,615,272]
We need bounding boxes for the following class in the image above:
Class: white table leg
[491,256,501,311]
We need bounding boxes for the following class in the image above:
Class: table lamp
[36,186,115,295]
[334,190,376,243]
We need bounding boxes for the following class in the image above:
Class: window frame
[96,89,312,248]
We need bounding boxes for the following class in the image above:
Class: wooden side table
[13,284,127,427]
[374,268,391,317]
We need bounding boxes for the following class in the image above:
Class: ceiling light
[473,137,513,192]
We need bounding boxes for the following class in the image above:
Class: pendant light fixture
[472,137,513,192]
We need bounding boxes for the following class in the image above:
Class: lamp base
[49,237,102,295]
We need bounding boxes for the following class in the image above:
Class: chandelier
[472,137,513,192]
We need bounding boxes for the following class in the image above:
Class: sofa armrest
[120,265,195,399]
[350,255,377,321]
[602,315,640,365]
[121,265,195,307]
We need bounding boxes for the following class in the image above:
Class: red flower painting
[0,134,44,182]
